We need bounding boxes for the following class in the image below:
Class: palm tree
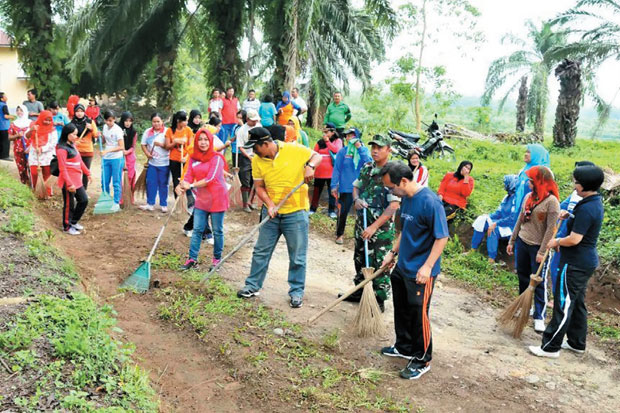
[481,21,568,137]
[516,76,528,132]
[552,59,582,147]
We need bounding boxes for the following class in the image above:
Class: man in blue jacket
[330,127,372,244]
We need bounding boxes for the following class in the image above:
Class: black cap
[243,127,272,149]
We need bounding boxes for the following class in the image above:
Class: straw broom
[134,162,148,199]
[177,144,188,214]
[229,148,243,208]
[353,208,384,337]
[497,225,559,338]
[121,168,133,208]
[33,131,48,200]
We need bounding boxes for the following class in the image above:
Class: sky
[373,0,620,107]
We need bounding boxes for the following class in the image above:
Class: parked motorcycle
[388,114,455,161]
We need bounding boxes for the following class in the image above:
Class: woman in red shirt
[86,97,101,126]
[437,160,474,226]
[176,129,229,271]
[310,124,342,216]
[56,124,91,235]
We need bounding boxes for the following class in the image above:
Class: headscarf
[191,128,226,166]
[345,128,362,169]
[284,125,296,142]
[503,174,518,195]
[276,91,292,110]
[514,143,551,210]
[523,166,559,222]
[71,103,91,137]
[67,95,80,118]
[188,109,202,133]
[118,111,136,150]
[32,110,55,146]
[13,104,30,129]
[289,117,302,142]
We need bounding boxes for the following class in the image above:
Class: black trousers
[62,186,88,231]
[0,130,9,159]
[81,156,93,189]
[336,192,354,237]
[391,266,436,367]
[541,262,594,352]
[236,155,253,189]
[311,178,336,212]
[170,160,182,198]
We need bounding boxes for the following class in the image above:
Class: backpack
[50,155,60,177]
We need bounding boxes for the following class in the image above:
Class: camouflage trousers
[352,214,395,302]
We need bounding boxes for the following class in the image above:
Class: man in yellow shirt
[237,127,322,308]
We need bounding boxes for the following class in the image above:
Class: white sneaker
[161,206,168,213]
[72,223,84,231]
[534,319,545,333]
[206,237,214,245]
[184,230,193,238]
[528,345,559,358]
[64,227,81,236]
[561,341,585,354]
[139,204,154,211]
[110,203,120,212]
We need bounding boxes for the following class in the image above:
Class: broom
[353,208,384,337]
[177,145,188,214]
[135,162,148,199]
[121,168,133,208]
[497,225,559,338]
[229,148,243,208]
[32,131,48,200]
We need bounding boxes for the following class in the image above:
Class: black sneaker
[290,296,303,308]
[380,346,413,360]
[400,364,430,380]
[180,259,197,271]
[237,287,260,299]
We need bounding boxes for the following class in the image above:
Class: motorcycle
[388,114,455,162]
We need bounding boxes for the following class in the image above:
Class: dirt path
[4,158,619,412]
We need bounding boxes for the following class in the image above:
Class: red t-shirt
[437,172,474,209]
[221,97,239,124]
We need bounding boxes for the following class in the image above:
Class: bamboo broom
[497,225,559,338]
[33,131,48,200]
[353,209,384,337]
[121,168,133,208]
[134,162,148,199]
[177,144,188,214]
[229,147,243,208]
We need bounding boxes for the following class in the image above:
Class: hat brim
[243,142,257,149]
[368,140,389,147]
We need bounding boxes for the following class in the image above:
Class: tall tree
[516,75,528,132]
[552,59,582,148]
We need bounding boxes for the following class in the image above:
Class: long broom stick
[229,147,243,208]
[497,224,560,338]
[353,208,384,337]
[308,263,390,324]
[33,131,48,200]
[177,144,188,213]
[202,181,305,281]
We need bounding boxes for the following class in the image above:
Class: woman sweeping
[25,110,57,198]
[8,105,31,185]
[119,111,138,199]
[56,124,91,235]
[407,149,429,187]
[72,103,98,189]
[507,166,560,333]
[310,123,342,216]
[437,160,475,228]
[139,113,169,212]
[177,129,229,271]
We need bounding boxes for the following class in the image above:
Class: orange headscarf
[524,166,559,221]
[32,110,55,147]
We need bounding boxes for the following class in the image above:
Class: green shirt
[324,102,352,129]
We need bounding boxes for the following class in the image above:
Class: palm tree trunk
[552,59,582,148]
[243,0,256,92]
[414,0,427,133]
[284,0,299,91]
[516,76,528,132]
[155,47,178,112]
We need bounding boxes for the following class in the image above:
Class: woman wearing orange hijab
[26,110,58,196]
[507,166,560,333]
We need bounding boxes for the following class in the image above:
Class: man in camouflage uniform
[343,135,400,311]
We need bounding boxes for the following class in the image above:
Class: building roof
[0,30,13,47]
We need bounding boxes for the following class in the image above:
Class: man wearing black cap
[341,135,399,311]
[237,127,322,308]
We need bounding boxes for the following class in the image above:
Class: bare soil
[3,159,620,412]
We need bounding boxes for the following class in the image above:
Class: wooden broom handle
[307,264,390,324]
[533,223,560,278]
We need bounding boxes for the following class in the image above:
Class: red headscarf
[31,110,55,147]
[523,166,559,221]
[191,128,227,170]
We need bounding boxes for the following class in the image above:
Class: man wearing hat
[237,127,322,308]
[341,135,400,311]
[234,109,262,212]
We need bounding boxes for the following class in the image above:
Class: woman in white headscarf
[8,104,31,185]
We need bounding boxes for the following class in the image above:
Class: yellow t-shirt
[252,141,312,214]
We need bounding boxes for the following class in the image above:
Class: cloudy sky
[374,0,620,106]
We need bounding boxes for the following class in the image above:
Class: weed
[321,329,341,351]
[2,207,34,235]
[152,250,183,270]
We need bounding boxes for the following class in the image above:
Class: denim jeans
[244,209,309,298]
[102,157,124,204]
[189,209,224,261]
[146,164,169,207]
[220,123,236,144]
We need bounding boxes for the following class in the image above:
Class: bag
[50,155,60,177]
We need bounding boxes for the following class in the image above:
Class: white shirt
[242,98,261,112]
[141,127,169,167]
[292,96,307,115]
[208,99,223,115]
[234,122,262,156]
[102,123,124,160]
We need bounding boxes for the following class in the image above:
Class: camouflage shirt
[353,161,401,225]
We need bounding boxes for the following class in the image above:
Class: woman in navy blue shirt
[529,165,605,359]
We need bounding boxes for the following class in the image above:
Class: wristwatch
[306,163,316,170]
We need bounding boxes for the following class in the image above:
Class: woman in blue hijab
[514,144,550,213]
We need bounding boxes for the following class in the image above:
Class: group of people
[0,87,606,381]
